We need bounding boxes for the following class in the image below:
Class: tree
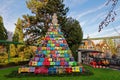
[63,17,83,60]
[24,0,69,44]
[107,39,117,55]
[22,0,83,59]
[0,16,8,40]
[13,18,24,43]
[12,18,35,59]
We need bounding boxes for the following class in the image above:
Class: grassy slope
[0,65,120,80]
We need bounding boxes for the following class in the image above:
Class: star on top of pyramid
[52,13,58,25]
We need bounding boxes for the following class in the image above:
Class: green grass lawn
[0,65,120,80]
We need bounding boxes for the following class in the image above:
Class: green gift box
[50,62,55,65]
[69,62,73,66]
[73,62,77,66]
[47,50,50,54]
[51,44,55,47]
[60,54,64,57]
[65,58,70,61]
[64,50,68,53]
[60,50,62,54]
[61,50,64,54]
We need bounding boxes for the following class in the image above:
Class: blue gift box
[50,47,55,50]
[42,50,47,54]
[64,53,69,57]
[56,61,60,66]
[80,67,83,72]
[37,62,43,66]
[39,58,44,62]
[48,67,56,74]
[47,44,51,47]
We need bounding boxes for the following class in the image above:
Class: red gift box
[60,61,65,66]
[34,67,48,74]
[44,58,49,62]
[43,61,50,66]
[51,50,55,54]
[65,67,72,73]
[55,43,60,47]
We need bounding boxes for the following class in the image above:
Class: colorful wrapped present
[39,54,45,58]
[48,58,52,61]
[32,61,37,66]
[69,62,74,66]
[51,44,55,47]
[80,67,83,72]
[65,58,70,62]
[47,44,51,47]
[52,40,56,43]
[51,50,55,54]
[42,50,47,55]
[29,67,35,72]
[53,58,57,62]
[37,47,41,51]
[44,58,49,62]
[47,47,50,50]
[73,62,77,66]
[50,47,55,50]
[57,67,65,74]
[60,58,65,62]
[70,57,74,61]
[65,67,72,73]
[64,53,69,57]
[60,61,65,66]
[37,62,43,66]
[34,57,40,61]
[50,62,55,65]
[43,61,50,66]
[55,43,60,47]
[74,66,80,72]
[72,67,76,72]
[45,37,50,40]
[53,54,57,58]
[47,50,50,54]
[18,67,30,73]
[39,58,44,62]
[56,61,60,66]
[42,47,46,50]
[64,50,68,53]
[64,62,69,66]
[34,67,48,74]
[48,67,56,74]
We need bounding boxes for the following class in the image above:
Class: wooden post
[78,51,82,63]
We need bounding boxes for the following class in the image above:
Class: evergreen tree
[63,17,83,60]
[13,18,24,43]
[0,16,8,40]
[12,18,34,59]
[23,0,83,58]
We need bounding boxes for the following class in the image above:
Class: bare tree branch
[98,0,118,32]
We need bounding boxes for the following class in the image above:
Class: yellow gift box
[32,61,37,66]
[48,58,52,61]
[42,47,46,50]
[72,67,76,72]
[18,67,30,73]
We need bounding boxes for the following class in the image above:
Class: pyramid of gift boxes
[18,14,84,74]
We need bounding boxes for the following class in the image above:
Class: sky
[0,0,120,39]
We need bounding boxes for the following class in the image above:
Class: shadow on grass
[5,69,94,78]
